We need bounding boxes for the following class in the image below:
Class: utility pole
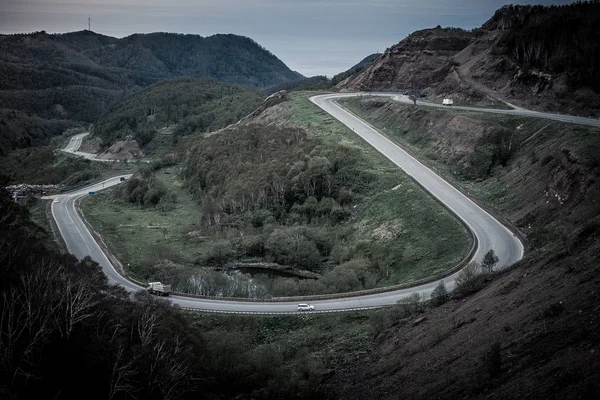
[88,17,91,31]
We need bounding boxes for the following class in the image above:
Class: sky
[0,0,574,77]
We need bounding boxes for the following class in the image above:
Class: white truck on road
[442,98,454,106]
[147,282,171,296]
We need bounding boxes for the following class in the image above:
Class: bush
[453,261,486,298]
[264,227,321,270]
[197,241,236,267]
[430,280,449,306]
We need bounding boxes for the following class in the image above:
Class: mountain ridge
[0,30,302,154]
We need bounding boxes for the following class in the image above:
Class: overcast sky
[0,0,573,77]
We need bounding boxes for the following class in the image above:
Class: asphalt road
[62,132,109,161]
[354,92,600,127]
[47,93,537,314]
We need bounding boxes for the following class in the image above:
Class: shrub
[453,261,486,298]
[197,241,236,267]
[265,227,321,270]
[430,280,449,306]
[481,249,499,273]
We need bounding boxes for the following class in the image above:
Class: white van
[297,303,315,311]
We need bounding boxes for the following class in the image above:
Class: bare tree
[135,306,159,348]
[0,261,64,383]
[108,344,138,400]
[52,270,100,339]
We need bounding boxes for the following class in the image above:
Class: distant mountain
[339,2,600,116]
[262,53,381,95]
[0,30,302,94]
[0,30,301,154]
[331,53,381,86]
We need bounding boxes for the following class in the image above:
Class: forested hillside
[0,109,76,156]
[488,2,600,92]
[0,30,301,154]
[91,77,264,150]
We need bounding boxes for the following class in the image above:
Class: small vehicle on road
[298,303,314,311]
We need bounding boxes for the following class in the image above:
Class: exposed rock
[340,27,475,92]
[78,136,102,153]
[96,137,144,161]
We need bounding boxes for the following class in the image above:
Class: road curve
[310,93,524,269]
[354,92,600,127]
[63,132,111,161]
[47,93,530,314]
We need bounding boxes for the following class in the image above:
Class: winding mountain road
[45,92,550,314]
[62,132,110,161]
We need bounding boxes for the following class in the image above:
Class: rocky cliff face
[339,27,475,92]
[340,3,600,117]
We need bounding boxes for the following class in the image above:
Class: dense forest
[168,95,468,296]
[0,109,77,157]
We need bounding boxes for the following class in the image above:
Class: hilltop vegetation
[91,77,264,151]
[1,30,301,95]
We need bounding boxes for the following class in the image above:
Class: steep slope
[340,3,600,116]
[330,96,600,399]
[340,27,475,92]
[331,52,381,86]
